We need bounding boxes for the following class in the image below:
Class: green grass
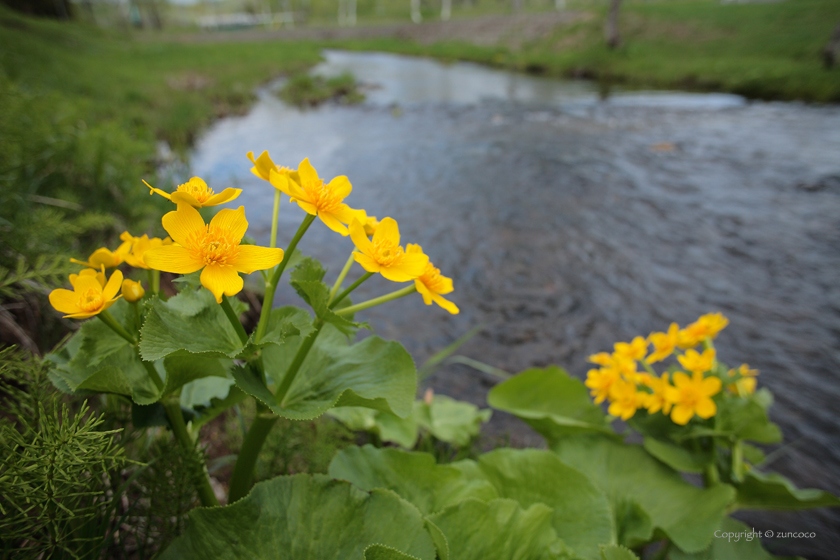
[279,72,365,107]
[326,0,840,102]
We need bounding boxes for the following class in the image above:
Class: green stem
[269,189,282,249]
[163,400,220,508]
[97,310,136,345]
[140,358,164,392]
[329,253,357,302]
[221,295,249,345]
[254,214,316,343]
[335,285,417,316]
[275,321,324,404]
[703,463,720,486]
[640,358,657,377]
[147,269,156,296]
[227,406,278,503]
[732,439,744,483]
[131,300,142,332]
[328,272,373,309]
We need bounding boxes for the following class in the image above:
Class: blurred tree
[605,0,622,49]
[824,20,840,68]
[1,0,72,19]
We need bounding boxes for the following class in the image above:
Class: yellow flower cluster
[585,313,756,425]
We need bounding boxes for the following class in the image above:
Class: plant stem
[221,295,249,345]
[703,463,720,486]
[329,272,373,309]
[275,320,324,404]
[130,300,142,332]
[335,285,417,316]
[329,253,356,302]
[162,400,220,508]
[227,405,278,503]
[640,358,657,377]
[97,310,136,345]
[254,213,316,343]
[140,357,164,392]
[269,189,282,249]
[147,269,156,295]
[732,438,744,482]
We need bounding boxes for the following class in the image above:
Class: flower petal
[210,206,248,243]
[672,372,690,389]
[297,157,319,186]
[233,246,284,274]
[248,150,276,181]
[49,289,80,314]
[387,252,429,280]
[170,191,202,208]
[431,292,459,314]
[406,243,423,255]
[143,180,172,201]
[102,270,123,301]
[352,252,381,274]
[373,217,400,247]
[695,398,717,419]
[295,199,319,216]
[670,404,694,425]
[415,279,434,305]
[318,211,350,236]
[201,265,243,303]
[701,376,722,396]
[349,219,375,257]
[162,203,206,246]
[332,204,367,227]
[144,245,204,274]
[327,175,352,199]
[204,188,242,207]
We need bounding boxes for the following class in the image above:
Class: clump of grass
[279,72,365,108]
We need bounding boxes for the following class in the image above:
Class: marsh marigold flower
[70,247,126,269]
[647,323,679,363]
[349,217,428,282]
[678,312,729,348]
[614,336,648,362]
[677,348,716,374]
[585,367,621,404]
[247,150,300,185]
[50,269,123,319]
[665,371,722,425]
[728,363,759,395]
[643,373,674,415]
[608,379,647,420]
[405,244,459,314]
[269,158,365,236]
[144,177,241,208]
[144,203,283,303]
[121,279,145,303]
[69,267,106,289]
[123,234,173,269]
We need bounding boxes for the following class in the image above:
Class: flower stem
[275,320,324,404]
[162,399,220,508]
[221,295,249,345]
[227,403,278,503]
[731,438,744,482]
[703,463,720,486]
[254,213,316,343]
[640,358,657,377]
[97,310,136,346]
[328,253,357,302]
[140,357,164,392]
[329,272,374,309]
[335,285,417,316]
[269,189,282,249]
[130,300,142,332]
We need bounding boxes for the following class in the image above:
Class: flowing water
[191,50,840,557]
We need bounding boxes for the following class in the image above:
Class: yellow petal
[385,252,428,280]
[297,157,319,185]
[247,150,276,181]
[102,270,123,301]
[701,376,722,396]
[373,217,400,247]
[49,289,80,314]
[170,191,202,208]
[210,206,248,242]
[233,246,284,274]
[162,203,206,246]
[350,219,375,257]
[670,404,694,425]
[201,265,243,303]
[333,204,366,227]
[406,243,423,255]
[144,245,204,274]
[204,188,242,207]
[295,199,319,216]
[415,279,434,305]
[695,398,717,419]
[74,274,103,294]
[143,180,172,201]
[380,265,418,283]
[672,372,690,389]
[327,175,352,199]
[352,252,381,274]
[430,292,459,314]
[318,211,350,236]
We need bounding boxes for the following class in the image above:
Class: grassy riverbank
[328,0,840,102]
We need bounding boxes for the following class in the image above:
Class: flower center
[187,225,240,267]
[372,239,404,266]
[78,288,103,312]
[302,178,342,213]
[678,386,701,408]
[177,180,215,203]
[420,264,446,292]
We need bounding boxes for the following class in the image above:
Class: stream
[190,50,840,557]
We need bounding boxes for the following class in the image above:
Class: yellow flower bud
[121,279,145,303]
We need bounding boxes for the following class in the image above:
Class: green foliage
[733,470,840,511]
[159,474,437,560]
[669,518,794,560]
[280,71,365,108]
[289,256,365,333]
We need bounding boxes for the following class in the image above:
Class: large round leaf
[159,474,436,560]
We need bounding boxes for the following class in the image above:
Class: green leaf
[191,385,248,430]
[140,288,248,360]
[551,435,736,552]
[470,448,615,560]
[487,367,615,444]
[158,474,436,560]
[131,401,195,428]
[162,352,232,397]
[364,545,423,560]
[600,545,639,560]
[414,395,492,447]
[427,498,566,560]
[669,517,797,560]
[236,323,416,420]
[643,437,713,474]
[289,256,364,333]
[715,396,782,444]
[328,406,419,448]
[733,470,840,511]
[423,518,450,560]
[180,376,236,410]
[328,445,498,515]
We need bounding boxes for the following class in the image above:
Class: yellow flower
[144,177,242,208]
[269,158,365,236]
[144,203,284,303]
[246,150,300,185]
[70,247,125,269]
[49,269,123,319]
[585,367,621,404]
[69,267,106,289]
[121,279,145,303]
[647,323,679,363]
[643,373,673,415]
[677,348,716,374]
[588,352,613,366]
[363,214,380,237]
[405,244,459,314]
[665,371,722,425]
[614,336,648,362]
[123,235,173,269]
[348,217,428,282]
[608,379,647,420]
[727,363,759,395]
[677,312,729,348]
